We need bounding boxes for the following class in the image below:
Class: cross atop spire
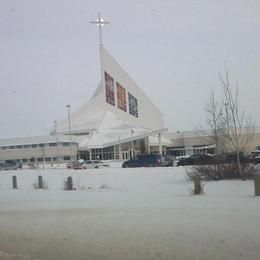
[90,12,110,45]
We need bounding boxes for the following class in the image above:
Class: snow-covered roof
[0,135,76,147]
[75,111,166,149]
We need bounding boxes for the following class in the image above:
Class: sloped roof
[77,111,151,149]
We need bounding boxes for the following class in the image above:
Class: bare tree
[219,68,255,179]
[203,90,226,154]
[188,68,256,181]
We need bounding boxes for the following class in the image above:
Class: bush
[186,163,260,181]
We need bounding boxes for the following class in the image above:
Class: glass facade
[116,82,127,112]
[105,72,115,106]
[88,146,115,160]
[128,92,138,118]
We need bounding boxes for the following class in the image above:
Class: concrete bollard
[12,176,17,189]
[254,176,260,196]
[38,175,43,189]
[194,175,202,195]
[67,176,73,190]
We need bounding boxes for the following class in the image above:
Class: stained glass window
[128,92,138,118]
[117,82,127,112]
[105,72,115,106]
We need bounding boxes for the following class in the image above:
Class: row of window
[105,72,139,118]
[0,142,76,150]
[17,157,71,163]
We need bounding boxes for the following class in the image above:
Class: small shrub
[187,163,260,181]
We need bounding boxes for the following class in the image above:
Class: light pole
[66,105,72,161]
[131,129,134,159]
[118,136,122,160]
[54,120,58,143]
[66,105,72,141]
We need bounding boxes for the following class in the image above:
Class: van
[122,154,164,168]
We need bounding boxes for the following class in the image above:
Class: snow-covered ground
[0,166,259,260]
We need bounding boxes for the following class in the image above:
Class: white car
[174,155,191,166]
[83,160,110,169]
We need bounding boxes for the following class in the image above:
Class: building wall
[166,128,260,156]
[0,144,78,163]
[100,46,164,131]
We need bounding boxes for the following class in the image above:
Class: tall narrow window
[117,82,127,112]
[128,93,138,118]
[105,72,115,106]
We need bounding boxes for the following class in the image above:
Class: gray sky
[1,0,260,139]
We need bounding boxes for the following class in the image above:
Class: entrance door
[122,151,129,160]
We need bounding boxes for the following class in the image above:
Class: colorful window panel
[128,92,138,118]
[117,82,127,112]
[105,72,115,106]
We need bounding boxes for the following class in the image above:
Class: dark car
[6,160,23,169]
[214,152,251,164]
[0,160,19,171]
[122,154,164,168]
[177,154,214,166]
[163,156,173,167]
[250,156,260,164]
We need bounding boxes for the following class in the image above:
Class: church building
[0,14,170,164]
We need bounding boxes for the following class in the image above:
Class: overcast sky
[0,0,260,139]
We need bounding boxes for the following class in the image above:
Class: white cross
[90,12,110,45]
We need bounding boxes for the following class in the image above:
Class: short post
[67,176,73,190]
[254,176,260,196]
[12,176,17,189]
[194,175,202,195]
[38,175,43,189]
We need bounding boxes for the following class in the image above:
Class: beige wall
[168,131,260,153]
[0,146,78,162]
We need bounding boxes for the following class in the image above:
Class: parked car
[66,161,84,170]
[177,154,214,166]
[0,160,19,171]
[83,160,110,169]
[6,160,23,169]
[174,155,190,166]
[249,156,260,164]
[214,152,251,164]
[72,162,85,170]
[122,154,164,168]
[163,156,173,167]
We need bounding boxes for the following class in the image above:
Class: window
[49,143,57,147]
[103,146,115,160]
[22,159,28,162]
[39,144,45,147]
[37,158,43,162]
[31,144,38,148]
[105,72,115,106]
[17,146,22,149]
[128,93,138,117]
[24,145,30,148]
[62,142,70,147]
[117,82,127,112]
[91,148,103,160]
[63,156,70,161]
[45,157,51,162]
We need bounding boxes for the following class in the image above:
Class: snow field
[0,166,259,260]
